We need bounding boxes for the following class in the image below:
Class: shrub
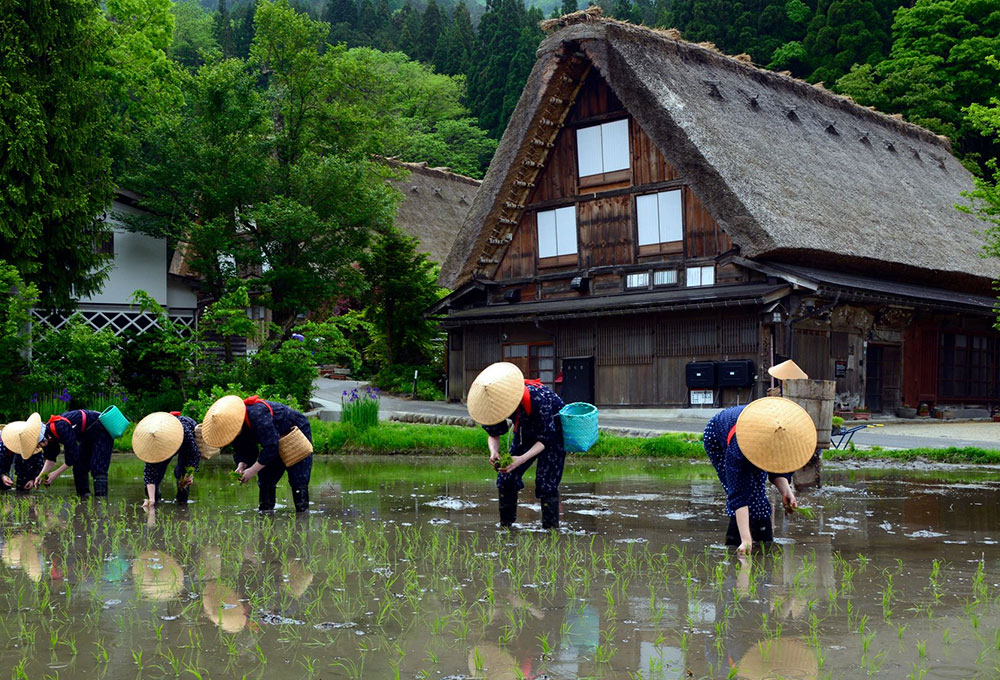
[181,383,302,421]
[228,340,318,407]
[29,317,121,406]
[371,363,445,401]
[292,313,371,375]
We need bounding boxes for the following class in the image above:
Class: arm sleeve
[180,420,201,472]
[702,419,724,468]
[0,447,12,476]
[768,472,792,484]
[533,391,563,448]
[250,407,281,466]
[483,421,510,438]
[231,430,257,467]
[144,461,169,486]
[724,447,754,511]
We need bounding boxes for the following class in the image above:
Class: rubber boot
[258,485,277,512]
[292,486,309,512]
[540,496,560,530]
[74,471,91,498]
[175,485,190,504]
[498,490,518,527]
[93,475,109,498]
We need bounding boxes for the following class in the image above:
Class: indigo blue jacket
[43,410,104,466]
[232,401,309,467]
[483,384,565,456]
[142,415,202,484]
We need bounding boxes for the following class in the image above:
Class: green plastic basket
[559,402,599,452]
[98,405,130,439]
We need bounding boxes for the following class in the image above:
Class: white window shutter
[636,193,660,246]
[554,206,577,256]
[576,125,604,177]
[537,210,558,258]
[658,190,683,242]
[601,119,630,172]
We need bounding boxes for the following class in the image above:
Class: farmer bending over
[132,411,202,507]
[0,414,65,491]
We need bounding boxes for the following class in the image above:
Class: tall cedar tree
[802,0,899,85]
[0,0,116,308]
[232,0,258,58]
[361,228,443,366]
[434,0,475,75]
[418,0,445,64]
[214,0,236,57]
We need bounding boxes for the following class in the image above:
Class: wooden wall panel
[495,213,536,281]
[632,123,680,186]
[531,126,577,204]
[685,188,730,258]
[566,71,624,123]
[597,365,655,405]
[578,195,634,268]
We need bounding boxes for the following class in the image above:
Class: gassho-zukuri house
[431,13,999,413]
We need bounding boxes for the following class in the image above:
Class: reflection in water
[0,458,997,678]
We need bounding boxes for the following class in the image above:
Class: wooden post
[782,379,836,490]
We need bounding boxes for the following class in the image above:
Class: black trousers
[725,515,773,546]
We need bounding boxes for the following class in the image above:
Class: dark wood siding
[566,71,624,123]
[496,212,536,281]
[578,195,634,268]
[685,188,731,258]
[531,126,577,204]
[632,123,680,186]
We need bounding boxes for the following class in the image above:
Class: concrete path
[311,377,1000,450]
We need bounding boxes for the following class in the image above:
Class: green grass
[826,445,1000,464]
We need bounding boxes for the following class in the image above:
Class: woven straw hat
[132,412,184,463]
[195,424,221,460]
[1,412,43,458]
[737,638,817,680]
[468,362,525,425]
[132,550,184,601]
[202,581,247,632]
[1,533,44,583]
[283,561,314,598]
[201,395,246,448]
[768,359,808,381]
[735,397,817,474]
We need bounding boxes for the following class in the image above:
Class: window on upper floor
[537,206,577,266]
[636,189,683,256]
[686,265,715,287]
[576,119,630,185]
[626,272,650,289]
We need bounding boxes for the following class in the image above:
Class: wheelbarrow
[831,423,883,449]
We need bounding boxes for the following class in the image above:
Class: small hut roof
[440,16,995,290]
[386,159,480,266]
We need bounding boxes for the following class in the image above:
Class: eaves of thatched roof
[440,14,995,292]
[386,159,480,266]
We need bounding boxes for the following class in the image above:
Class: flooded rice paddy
[3,456,1000,679]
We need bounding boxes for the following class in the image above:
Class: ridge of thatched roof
[386,159,481,266]
[440,16,994,290]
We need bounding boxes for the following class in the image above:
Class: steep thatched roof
[386,159,480,266]
[440,16,995,291]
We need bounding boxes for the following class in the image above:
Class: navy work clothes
[231,401,313,491]
[143,415,202,487]
[0,441,45,491]
[484,383,566,499]
[704,405,791,522]
[43,410,113,496]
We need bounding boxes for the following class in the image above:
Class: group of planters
[0,395,315,513]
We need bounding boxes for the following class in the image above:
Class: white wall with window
[686,265,715,287]
[576,119,630,178]
[536,206,578,260]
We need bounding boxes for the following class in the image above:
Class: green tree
[836,0,1000,168]
[232,0,258,58]
[214,0,236,56]
[802,0,899,85]
[0,262,38,386]
[417,0,445,63]
[170,0,220,68]
[361,228,444,366]
[561,0,578,14]
[0,0,116,308]
[434,0,474,75]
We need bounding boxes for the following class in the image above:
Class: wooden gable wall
[494,69,733,290]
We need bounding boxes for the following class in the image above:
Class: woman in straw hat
[468,362,565,529]
[703,397,817,554]
[133,411,202,507]
[0,417,63,492]
[32,408,114,497]
[200,395,313,512]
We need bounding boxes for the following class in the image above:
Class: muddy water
[2,456,1000,679]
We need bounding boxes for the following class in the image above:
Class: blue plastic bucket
[98,405,130,439]
[559,402,599,452]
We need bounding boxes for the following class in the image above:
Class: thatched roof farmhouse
[435,13,998,413]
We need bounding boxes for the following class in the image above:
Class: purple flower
[291,333,305,342]
[122,396,128,403]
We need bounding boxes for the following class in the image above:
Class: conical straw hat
[736,638,818,680]
[202,581,247,633]
[1,533,44,582]
[201,395,246,448]
[132,412,184,463]
[734,397,817,474]
[1,412,43,458]
[467,362,524,425]
[132,550,185,601]
[283,561,314,598]
[195,424,221,460]
[198,545,223,580]
[768,359,808,381]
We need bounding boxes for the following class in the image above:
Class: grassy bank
[110,419,1000,465]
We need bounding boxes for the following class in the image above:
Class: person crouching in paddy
[200,395,314,512]
[32,408,114,497]
[132,411,202,507]
[703,397,817,554]
[0,414,63,492]
[468,362,566,530]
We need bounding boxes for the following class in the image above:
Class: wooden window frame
[575,118,632,187]
[535,205,578,269]
[502,341,556,386]
[635,188,684,255]
[938,331,999,400]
